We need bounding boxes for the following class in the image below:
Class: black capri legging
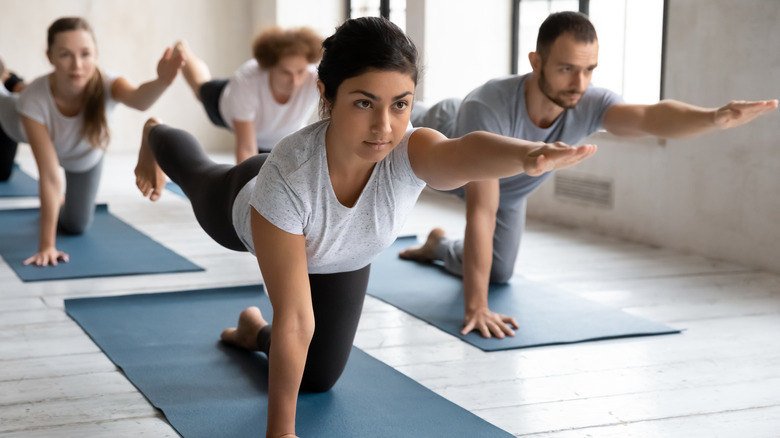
[147,124,370,392]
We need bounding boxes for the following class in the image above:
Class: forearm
[234,121,257,164]
[122,78,170,111]
[266,321,313,437]
[462,221,493,311]
[235,142,256,164]
[641,100,716,138]
[434,131,544,189]
[461,185,498,312]
[37,178,60,250]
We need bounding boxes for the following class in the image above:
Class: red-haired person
[174,27,323,164]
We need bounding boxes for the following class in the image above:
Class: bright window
[514,0,665,104]
[348,0,406,31]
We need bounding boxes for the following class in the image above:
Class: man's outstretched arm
[603,99,778,139]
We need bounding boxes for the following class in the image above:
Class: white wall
[0,0,342,154]
[527,0,780,273]
[0,0,258,153]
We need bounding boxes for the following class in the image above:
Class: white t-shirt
[17,71,119,172]
[219,59,319,151]
[232,120,427,274]
[0,86,25,144]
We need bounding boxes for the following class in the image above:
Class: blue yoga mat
[367,236,680,352]
[0,163,38,197]
[65,285,512,438]
[165,181,187,199]
[0,204,203,282]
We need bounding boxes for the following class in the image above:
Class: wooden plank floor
[2,149,779,437]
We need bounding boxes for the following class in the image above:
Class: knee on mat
[0,169,10,181]
[489,264,515,284]
[299,370,344,393]
[58,218,91,235]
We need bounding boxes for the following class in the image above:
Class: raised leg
[173,40,213,101]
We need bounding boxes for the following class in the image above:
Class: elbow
[276,311,316,347]
[131,101,154,112]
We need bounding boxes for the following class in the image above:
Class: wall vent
[554,172,613,208]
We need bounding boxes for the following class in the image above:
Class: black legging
[0,74,21,181]
[0,125,17,181]
[148,124,370,393]
[149,124,264,251]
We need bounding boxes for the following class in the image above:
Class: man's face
[536,33,599,109]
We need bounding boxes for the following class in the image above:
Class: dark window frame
[510,0,668,99]
[345,0,391,20]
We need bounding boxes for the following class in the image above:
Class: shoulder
[581,84,623,107]
[461,74,525,113]
[228,59,264,89]
[19,74,49,100]
[101,70,121,89]
[235,59,262,79]
[266,120,327,171]
[18,74,51,114]
[467,74,525,100]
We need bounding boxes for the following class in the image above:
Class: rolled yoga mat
[0,163,38,197]
[367,236,680,352]
[65,284,513,438]
[0,204,203,282]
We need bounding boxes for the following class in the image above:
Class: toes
[220,328,237,344]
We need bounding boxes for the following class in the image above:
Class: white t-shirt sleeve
[389,128,426,187]
[249,162,307,235]
[102,71,120,104]
[17,81,48,125]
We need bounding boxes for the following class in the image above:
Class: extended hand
[461,307,518,339]
[714,99,778,130]
[524,142,597,177]
[157,47,185,86]
[24,247,69,267]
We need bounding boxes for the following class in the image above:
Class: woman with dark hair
[133,17,596,437]
[173,26,323,164]
[0,17,183,267]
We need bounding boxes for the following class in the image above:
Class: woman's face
[47,29,97,90]
[324,69,415,164]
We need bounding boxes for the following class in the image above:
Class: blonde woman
[0,17,183,266]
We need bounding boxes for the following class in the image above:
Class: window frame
[345,0,391,20]
[510,0,668,100]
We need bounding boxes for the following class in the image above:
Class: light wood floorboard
[2,150,779,437]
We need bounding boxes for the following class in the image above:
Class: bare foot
[172,40,190,63]
[220,306,269,351]
[398,227,446,263]
[173,39,211,100]
[134,117,167,202]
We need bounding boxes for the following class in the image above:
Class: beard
[538,68,582,110]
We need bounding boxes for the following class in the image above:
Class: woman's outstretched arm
[111,47,184,111]
[407,127,597,190]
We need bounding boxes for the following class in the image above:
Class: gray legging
[148,124,370,392]
[60,159,104,234]
[435,194,527,284]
